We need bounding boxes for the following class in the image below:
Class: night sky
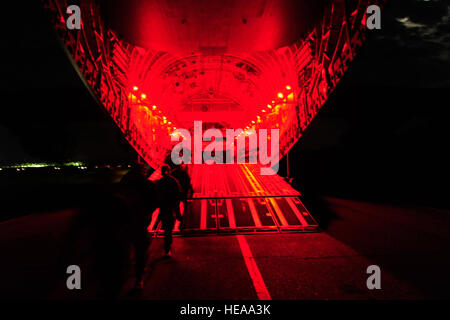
[0,1,137,164]
[0,1,449,204]
[282,0,450,206]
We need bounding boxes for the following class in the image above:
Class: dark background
[0,0,449,209]
[281,0,450,208]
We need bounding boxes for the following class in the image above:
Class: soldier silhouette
[157,164,182,256]
[116,163,157,290]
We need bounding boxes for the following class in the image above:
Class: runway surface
[3,197,448,299]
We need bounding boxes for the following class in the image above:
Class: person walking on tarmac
[157,164,182,257]
[170,163,193,227]
[62,162,158,296]
[116,163,157,290]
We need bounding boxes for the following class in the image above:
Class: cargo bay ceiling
[43,0,384,168]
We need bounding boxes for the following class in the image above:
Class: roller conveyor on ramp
[148,164,318,236]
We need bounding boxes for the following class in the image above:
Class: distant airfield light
[133,86,139,91]
[65,161,83,167]
[286,85,292,90]
[277,92,284,99]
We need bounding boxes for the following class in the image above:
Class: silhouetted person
[170,163,193,225]
[62,185,130,298]
[116,163,157,290]
[61,163,157,297]
[157,164,182,256]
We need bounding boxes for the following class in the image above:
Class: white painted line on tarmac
[236,235,271,300]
